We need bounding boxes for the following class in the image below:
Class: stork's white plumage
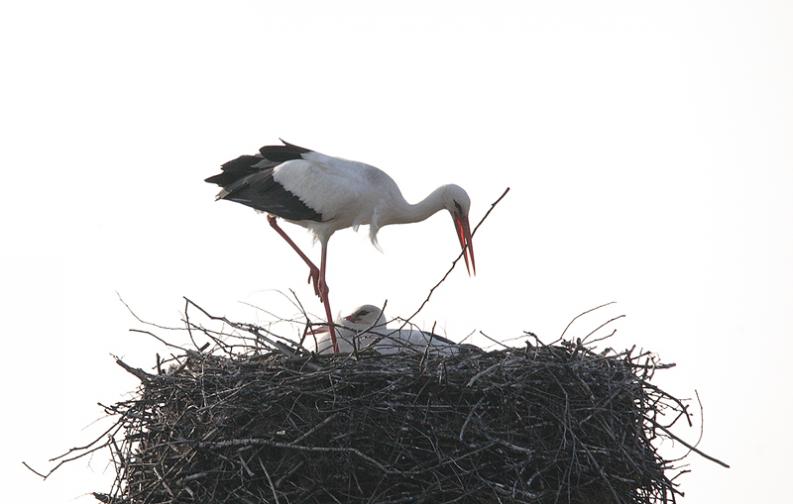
[314,304,475,356]
[312,304,388,354]
[205,141,475,354]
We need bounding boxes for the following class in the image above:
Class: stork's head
[342,304,386,329]
[442,185,475,275]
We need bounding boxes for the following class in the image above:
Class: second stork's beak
[453,213,476,275]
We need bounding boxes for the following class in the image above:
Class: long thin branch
[559,301,616,341]
[648,418,730,468]
[394,187,510,334]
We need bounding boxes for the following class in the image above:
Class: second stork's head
[441,185,475,275]
[343,304,386,330]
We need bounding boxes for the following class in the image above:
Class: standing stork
[205,141,475,354]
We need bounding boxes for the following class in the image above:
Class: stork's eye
[454,201,463,214]
[358,310,370,316]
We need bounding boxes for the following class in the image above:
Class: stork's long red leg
[318,240,339,353]
[267,215,338,353]
[267,215,321,299]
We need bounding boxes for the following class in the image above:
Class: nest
[86,324,694,504]
[26,190,723,502]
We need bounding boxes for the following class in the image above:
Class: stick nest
[92,335,688,504]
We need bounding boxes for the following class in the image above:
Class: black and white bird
[205,141,475,354]
[313,304,475,356]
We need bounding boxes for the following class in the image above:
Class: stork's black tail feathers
[258,140,311,162]
[204,140,311,187]
[203,155,265,187]
[204,140,322,222]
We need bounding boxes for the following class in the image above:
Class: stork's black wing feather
[218,169,323,221]
[259,140,311,162]
[204,142,322,222]
[422,332,459,346]
[204,155,271,186]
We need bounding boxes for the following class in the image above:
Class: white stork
[205,141,475,354]
[313,304,477,356]
[311,304,388,354]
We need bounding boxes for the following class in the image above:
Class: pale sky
[1,1,791,502]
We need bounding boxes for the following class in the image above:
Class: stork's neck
[390,186,448,225]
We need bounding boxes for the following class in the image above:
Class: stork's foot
[306,267,329,303]
[317,276,330,304]
[306,266,321,298]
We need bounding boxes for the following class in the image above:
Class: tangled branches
[30,306,719,504]
[22,187,728,502]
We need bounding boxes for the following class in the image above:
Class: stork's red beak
[454,213,476,275]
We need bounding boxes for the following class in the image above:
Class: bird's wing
[204,154,271,187]
[206,141,381,224]
[273,157,376,222]
[401,330,458,347]
[208,162,323,222]
[205,141,314,188]
[420,331,458,346]
[204,142,323,221]
[366,329,461,355]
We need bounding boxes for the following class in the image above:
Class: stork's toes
[307,266,321,296]
[317,278,330,303]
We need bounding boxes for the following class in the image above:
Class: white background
[1,1,790,502]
